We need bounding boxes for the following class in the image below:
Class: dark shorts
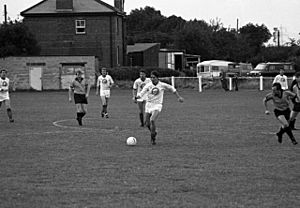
[74,93,88,104]
[293,103,300,112]
[274,108,290,120]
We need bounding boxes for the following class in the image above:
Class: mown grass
[0,89,299,208]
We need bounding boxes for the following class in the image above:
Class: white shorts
[136,98,146,103]
[145,102,162,114]
[100,90,111,98]
[0,92,9,102]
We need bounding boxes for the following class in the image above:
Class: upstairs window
[75,20,86,34]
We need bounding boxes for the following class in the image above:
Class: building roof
[21,0,123,16]
[197,60,235,67]
[127,43,160,53]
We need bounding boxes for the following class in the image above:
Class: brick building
[21,0,126,68]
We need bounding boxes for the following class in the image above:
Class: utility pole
[4,4,7,24]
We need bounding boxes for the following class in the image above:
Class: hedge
[97,66,181,81]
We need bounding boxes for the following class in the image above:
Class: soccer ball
[126,137,137,146]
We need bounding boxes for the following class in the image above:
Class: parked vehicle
[196,60,252,78]
[248,62,295,77]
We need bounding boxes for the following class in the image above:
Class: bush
[98,66,181,80]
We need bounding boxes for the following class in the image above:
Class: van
[248,62,295,77]
[196,60,252,78]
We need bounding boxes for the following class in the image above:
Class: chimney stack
[114,0,124,12]
[56,0,73,10]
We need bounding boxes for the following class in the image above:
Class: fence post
[198,76,202,92]
[259,76,263,91]
[171,76,175,88]
[229,77,232,91]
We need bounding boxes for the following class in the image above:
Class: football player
[0,69,14,122]
[132,69,151,127]
[96,68,114,118]
[264,82,297,145]
[69,70,90,126]
[136,71,184,145]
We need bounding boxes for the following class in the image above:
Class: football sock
[7,108,13,119]
[145,121,151,131]
[150,120,156,135]
[283,127,296,141]
[290,119,296,129]
[103,105,107,113]
[139,113,144,125]
[277,127,285,135]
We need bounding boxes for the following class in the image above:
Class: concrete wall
[0,56,97,90]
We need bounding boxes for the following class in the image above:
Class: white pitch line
[52,118,116,133]
[0,130,85,137]
[52,119,96,131]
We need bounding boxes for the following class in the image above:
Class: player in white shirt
[273,69,288,90]
[0,69,14,122]
[132,70,151,127]
[136,71,184,145]
[96,68,114,118]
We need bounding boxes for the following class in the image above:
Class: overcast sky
[1,0,300,44]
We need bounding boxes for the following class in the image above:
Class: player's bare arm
[174,91,184,103]
[68,87,73,102]
[263,97,270,115]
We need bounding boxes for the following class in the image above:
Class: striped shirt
[70,78,88,94]
[265,90,295,111]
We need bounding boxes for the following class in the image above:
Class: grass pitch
[0,89,299,208]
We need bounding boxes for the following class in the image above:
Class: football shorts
[145,102,162,114]
[74,93,88,104]
[0,92,9,102]
[100,90,111,98]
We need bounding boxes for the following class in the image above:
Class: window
[116,46,120,66]
[116,17,120,35]
[75,20,86,34]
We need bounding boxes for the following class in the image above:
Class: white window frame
[75,20,86,34]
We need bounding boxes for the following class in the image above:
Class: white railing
[159,76,295,92]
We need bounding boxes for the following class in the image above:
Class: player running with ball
[135,71,184,145]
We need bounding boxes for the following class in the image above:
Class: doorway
[29,67,42,91]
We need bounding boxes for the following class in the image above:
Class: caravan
[196,60,252,78]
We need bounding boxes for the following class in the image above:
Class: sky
[1,0,300,45]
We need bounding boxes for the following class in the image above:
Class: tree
[126,6,165,35]
[0,20,40,57]
[239,23,272,54]
[175,20,215,59]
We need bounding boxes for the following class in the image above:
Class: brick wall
[23,15,125,68]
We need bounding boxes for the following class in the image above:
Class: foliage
[126,7,277,64]
[0,20,40,58]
